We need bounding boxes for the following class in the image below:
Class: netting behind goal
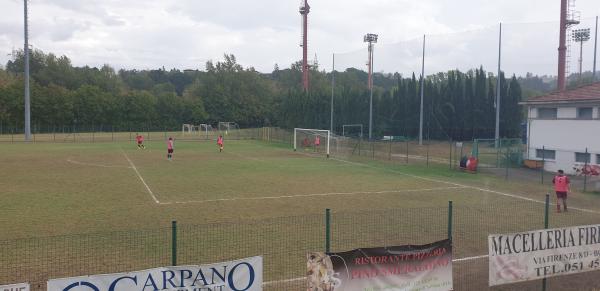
[293,128,331,157]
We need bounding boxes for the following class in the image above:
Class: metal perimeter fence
[2,198,600,291]
[259,128,600,194]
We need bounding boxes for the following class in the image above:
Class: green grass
[2,139,600,239]
[3,138,600,290]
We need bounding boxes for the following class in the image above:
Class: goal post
[342,124,363,138]
[294,128,331,158]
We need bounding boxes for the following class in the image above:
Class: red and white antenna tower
[299,0,310,92]
[558,0,580,91]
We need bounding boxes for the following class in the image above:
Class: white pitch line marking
[171,186,466,205]
[328,157,600,215]
[67,158,133,169]
[261,254,489,286]
[120,149,160,204]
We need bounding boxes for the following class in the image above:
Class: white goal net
[182,124,212,138]
[294,128,331,158]
[218,122,240,137]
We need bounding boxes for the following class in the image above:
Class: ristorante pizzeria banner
[47,256,262,291]
[306,239,452,291]
[489,224,600,286]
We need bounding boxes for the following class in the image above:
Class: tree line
[0,49,539,140]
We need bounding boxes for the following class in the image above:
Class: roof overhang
[519,99,600,106]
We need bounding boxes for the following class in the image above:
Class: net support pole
[542,194,549,291]
[594,16,598,81]
[325,208,331,253]
[23,0,31,141]
[368,45,374,141]
[584,148,588,192]
[330,53,335,133]
[447,201,453,241]
[419,34,425,145]
[495,23,502,148]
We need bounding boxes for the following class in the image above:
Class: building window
[538,108,557,119]
[575,152,591,163]
[596,154,600,165]
[536,149,556,160]
[577,107,593,120]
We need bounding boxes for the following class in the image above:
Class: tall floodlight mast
[300,0,310,92]
[572,28,591,81]
[364,33,378,140]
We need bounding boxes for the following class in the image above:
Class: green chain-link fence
[2,199,599,291]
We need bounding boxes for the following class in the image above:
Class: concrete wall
[526,105,600,174]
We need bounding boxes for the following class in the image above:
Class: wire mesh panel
[0,228,171,291]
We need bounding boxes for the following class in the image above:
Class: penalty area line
[169,186,466,205]
[120,149,160,204]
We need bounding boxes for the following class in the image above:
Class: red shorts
[168,149,173,154]
[556,191,567,199]
[137,141,143,144]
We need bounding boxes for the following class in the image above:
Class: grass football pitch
[2,139,600,237]
[2,138,600,290]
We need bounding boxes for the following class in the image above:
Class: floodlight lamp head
[363,33,378,43]
[571,28,591,42]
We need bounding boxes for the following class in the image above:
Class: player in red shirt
[167,137,174,160]
[217,135,224,152]
[552,169,570,212]
[136,133,145,149]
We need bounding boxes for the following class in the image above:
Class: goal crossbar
[293,128,331,158]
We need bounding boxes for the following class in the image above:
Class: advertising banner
[48,256,262,291]
[0,283,29,291]
[307,239,452,291]
[489,224,600,286]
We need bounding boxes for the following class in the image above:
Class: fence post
[372,141,375,159]
[542,194,549,291]
[171,220,177,266]
[447,201,453,241]
[541,146,545,184]
[584,148,588,192]
[505,147,510,180]
[426,141,430,167]
[325,209,331,253]
[405,138,409,164]
[449,141,453,169]
[388,138,392,160]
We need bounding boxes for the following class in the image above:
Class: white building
[521,82,600,175]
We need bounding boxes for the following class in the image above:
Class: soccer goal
[218,122,240,137]
[182,124,212,138]
[294,128,331,158]
[342,124,363,138]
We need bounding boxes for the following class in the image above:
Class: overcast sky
[0,0,599,76]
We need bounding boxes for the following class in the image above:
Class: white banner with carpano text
[47,256,262,291]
